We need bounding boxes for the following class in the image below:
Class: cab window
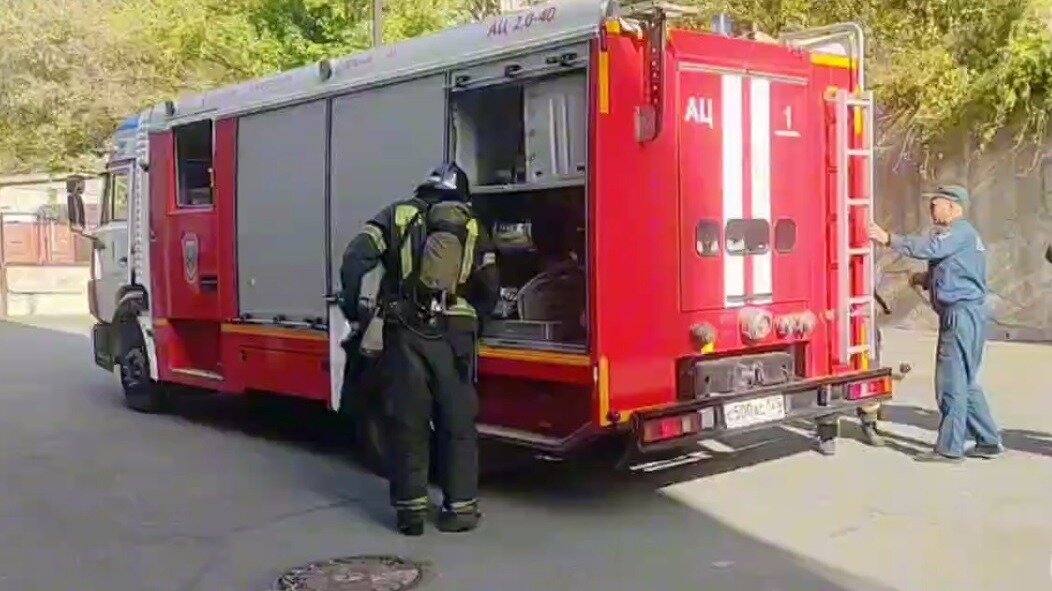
[174,120,214,207]
[101,168,131,224]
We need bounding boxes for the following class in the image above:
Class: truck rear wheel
[117,320,168,414]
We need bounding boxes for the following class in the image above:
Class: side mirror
[65,176,86,232]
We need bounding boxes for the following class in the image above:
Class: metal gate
[0,210,94,318]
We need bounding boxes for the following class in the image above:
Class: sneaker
[913,450,963,464]
[966,444,1005,459]
[396,509,425,537]
[817,438,837,457]
[860,423,886,447]
[437,505,481,533]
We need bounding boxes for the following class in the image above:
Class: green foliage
[689,0,1052,160]
[2,0,1052,172]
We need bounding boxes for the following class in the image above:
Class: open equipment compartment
[472,186,588,352]
[450,44,588,191]
[449,54,590,353]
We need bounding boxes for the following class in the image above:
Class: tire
[117,319,168,414]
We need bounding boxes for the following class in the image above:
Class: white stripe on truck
[749,77,773,303]
[721,74,745,307]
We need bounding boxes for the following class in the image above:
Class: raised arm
[887,226,971,261]
[465,225,500,319]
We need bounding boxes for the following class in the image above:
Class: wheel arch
[111,285,158,382]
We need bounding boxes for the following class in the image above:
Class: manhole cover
[274,555,423,591]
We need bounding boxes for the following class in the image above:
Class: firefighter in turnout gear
[338,162,499,535]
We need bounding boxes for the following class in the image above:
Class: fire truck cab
[69,0,893,466]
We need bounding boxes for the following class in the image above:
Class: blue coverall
[890,219,1003,457]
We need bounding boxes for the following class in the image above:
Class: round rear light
[739,309,772,342]
[691,322,717,349]
[797,311,817,337]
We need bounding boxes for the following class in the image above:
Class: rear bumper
[631,367,893,453]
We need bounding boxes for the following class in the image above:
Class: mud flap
[92,322,115,370]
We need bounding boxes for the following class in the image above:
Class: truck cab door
[91,166,132,323]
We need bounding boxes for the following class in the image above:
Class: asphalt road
[0,316,1050,591]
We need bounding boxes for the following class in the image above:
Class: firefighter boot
[396,509,426,537]
[860,422,886,447]
[816,418,839,457]
[858,404,886,447]
[437,501,481,533]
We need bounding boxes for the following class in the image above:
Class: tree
[3,0,1052,173]
[683,0,1052,165]
[0,0,280,172]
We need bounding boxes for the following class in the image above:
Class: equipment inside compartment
[471,186,587,350]
[450,71,587,189]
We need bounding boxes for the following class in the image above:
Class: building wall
[0,174,102,317]
[0,174,102,215]
[875,132,1052,340]
[4,265,90,317]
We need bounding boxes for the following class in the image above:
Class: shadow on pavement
[0,319,899,591]
[862,401,1052,458]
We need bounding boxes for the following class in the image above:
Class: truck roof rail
[780,22,867,88]
[619,1,701,20]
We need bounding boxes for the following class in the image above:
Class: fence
[0,211,95,317]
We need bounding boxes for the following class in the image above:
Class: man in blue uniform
[869,185,1004,463]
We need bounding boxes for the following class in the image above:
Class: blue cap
[924,185,969,208]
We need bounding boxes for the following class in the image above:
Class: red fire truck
[69,0,893,466]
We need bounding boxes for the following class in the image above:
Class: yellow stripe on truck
[811,54,855,69]
[598,356,611,425]
[598,50,611,115]
[479,346,590,366]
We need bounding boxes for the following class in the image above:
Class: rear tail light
[641,409,715,443]
[847,376,892,400]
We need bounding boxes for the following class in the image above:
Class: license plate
[723,394,787,430]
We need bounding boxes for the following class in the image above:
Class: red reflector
[642,411,706,443]
[848,377,892,400]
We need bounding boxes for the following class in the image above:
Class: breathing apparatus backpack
[395,199,479,315]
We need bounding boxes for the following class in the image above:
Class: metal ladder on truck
[832,88,877,371]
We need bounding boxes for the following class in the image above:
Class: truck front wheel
[117,320,167,413]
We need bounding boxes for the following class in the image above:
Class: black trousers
[382,325,479,511]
